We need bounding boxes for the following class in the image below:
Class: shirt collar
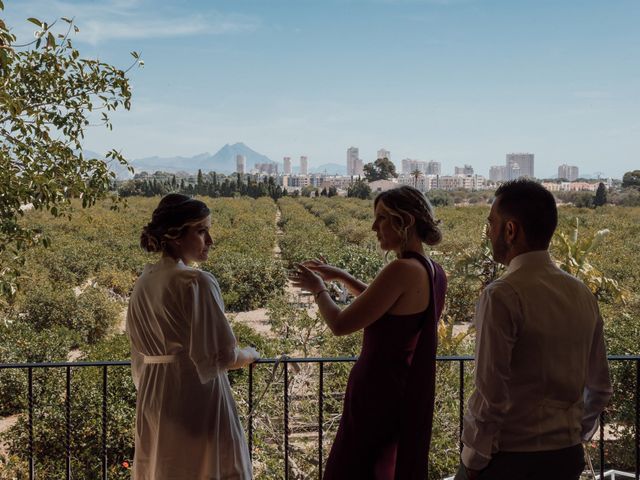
[505,250,553,275]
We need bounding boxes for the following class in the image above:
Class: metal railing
[0,356,638,479]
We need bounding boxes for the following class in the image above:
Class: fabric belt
[143,354,179,364]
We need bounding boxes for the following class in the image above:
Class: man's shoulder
[500,262,595,299]
[482,277,519,301]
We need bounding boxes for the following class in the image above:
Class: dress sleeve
[187,271,239,383]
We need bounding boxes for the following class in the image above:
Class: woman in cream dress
[127,194,258,480]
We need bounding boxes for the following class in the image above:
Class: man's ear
[505,219,518,244]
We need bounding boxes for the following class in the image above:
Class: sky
[4,0,639,178]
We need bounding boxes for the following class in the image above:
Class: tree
[593,182,607,207]
[411,169,423,188]
[0,6,140,298]
[622,170,640,189]
[363,157,398,182]
[196,169,204,194]
[347,179,372,199]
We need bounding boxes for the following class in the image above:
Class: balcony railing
[0,356,638,480]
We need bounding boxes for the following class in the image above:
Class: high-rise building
[347,147,363,176]
[283,156,292,175]
[455,164,474,175]
[506,153,534,179]
[426,161,441,176]
[300,156,308,175]
[489,165,507,182]
[402,159,427,174]
[236,155,246,174]
[377,148,391,160]
[558,164,579,181]
[255,162,278,175]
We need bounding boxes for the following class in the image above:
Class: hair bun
[140,224,162,253]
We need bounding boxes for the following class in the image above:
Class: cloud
[78,13,258,45]
[5,0,260,45]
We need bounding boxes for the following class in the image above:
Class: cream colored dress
[126,256,252,480]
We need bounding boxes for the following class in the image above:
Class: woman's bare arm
[293,260,426,336]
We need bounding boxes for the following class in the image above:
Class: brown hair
[374,185,442,251]
[140,194,211,254]
[494,179,558,250]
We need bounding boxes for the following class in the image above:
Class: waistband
[143,354,180,364]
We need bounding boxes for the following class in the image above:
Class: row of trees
[118,171,288,200]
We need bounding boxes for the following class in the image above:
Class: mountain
[210,143,275,172]
[129,143,275,175]
[309,163,346,175]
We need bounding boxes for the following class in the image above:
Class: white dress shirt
[461,250,612,470]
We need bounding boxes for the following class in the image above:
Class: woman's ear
[404,213,416,229]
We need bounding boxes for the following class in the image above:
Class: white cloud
[5,0,260,45]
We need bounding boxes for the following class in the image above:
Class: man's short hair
[494,179,558,250]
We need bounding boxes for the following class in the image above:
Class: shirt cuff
[461,445,491,471]
[581,416,600,442]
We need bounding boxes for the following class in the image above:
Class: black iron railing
[0,356,638,479]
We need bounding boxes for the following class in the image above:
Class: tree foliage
[622,170,640,188]
[362,157,398,181]
[346,178,372,199]
[0,6,139,298]
[593,182,607,207]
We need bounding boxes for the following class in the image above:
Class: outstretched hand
[289,263,325,294]
[301,256,345,282]
[243,346,260,362]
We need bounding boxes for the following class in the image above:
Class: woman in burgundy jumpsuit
[291,186,447,479]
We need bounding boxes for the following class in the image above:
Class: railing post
[28,367,34,480]
[599,410,605,479]
[66,366,72,480]
[318,361,324,480]
[459,360,464,453]
[284,361,289,480]
[248,362,254,460]
[636,359,639,480]
[102,365,108,480]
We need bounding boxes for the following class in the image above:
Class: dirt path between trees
[232,205,315,337]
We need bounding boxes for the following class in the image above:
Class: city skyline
[4,0,638,179]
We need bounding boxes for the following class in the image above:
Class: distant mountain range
[87,142,348,179]
[129,143,275,176]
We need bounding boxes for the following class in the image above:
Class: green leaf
[27,17,42,27]
[46,32,56,49]
[0,1,4,11]
[61,17,73,24]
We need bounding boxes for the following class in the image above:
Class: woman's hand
[229,346,260,370]
[243,346,260,362]
[289,263,326,295]
[301,256,345,283]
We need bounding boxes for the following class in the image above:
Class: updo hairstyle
[374,186,442,249]
[140,194,211,254]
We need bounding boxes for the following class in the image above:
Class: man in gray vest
[455,179,612,480]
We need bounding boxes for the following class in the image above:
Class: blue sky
[5,0,639,178]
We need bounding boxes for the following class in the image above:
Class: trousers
[454,444,585,480]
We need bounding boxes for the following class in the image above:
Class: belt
[143,354,180,364]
